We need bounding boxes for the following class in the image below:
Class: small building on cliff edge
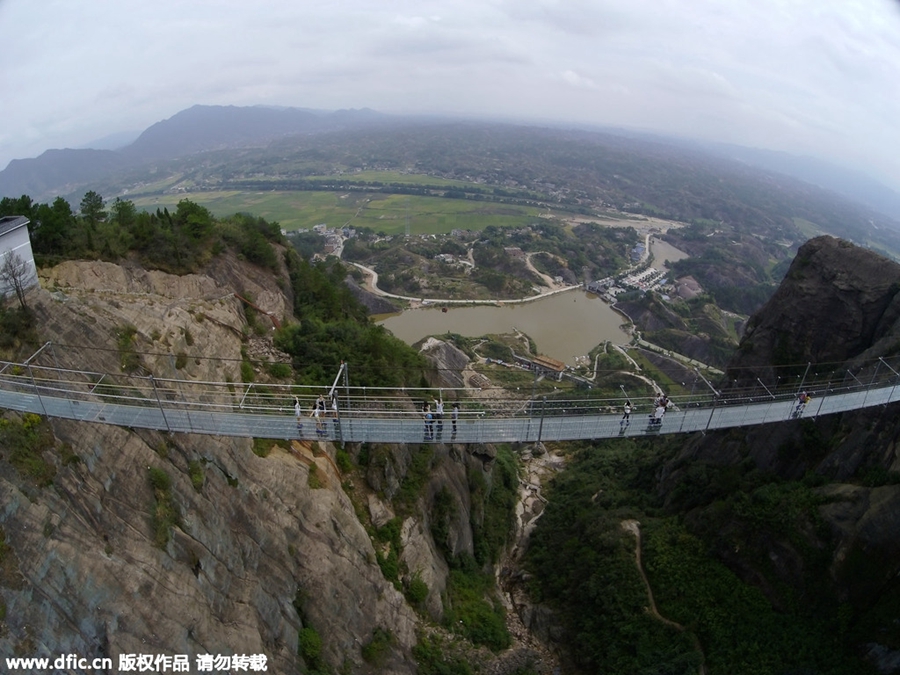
[0,216,39,301]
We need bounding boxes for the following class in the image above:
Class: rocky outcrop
[728,235,900,385]
[0,424,418,672]
[655,236,900,672]
[345,276,399,315]
[2,255,550,673]
[418,337,472,389]
[1,257,434,672]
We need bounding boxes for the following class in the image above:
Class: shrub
[443,564,511,651]
[298,627,323,669]
[307,463,324,489]
[394,447,434,512]
[188,461,204,491]
[266,362,292,379]
[361,627,393,666]
[376,547,399,584]
[0,414,57,487]
[0,305,37,351]
[406,573,429,606]
[430,487,457,558]
[148,467,179,548]
[335,449,353,474]
[413,633,473,675]
[148,466,172,491]
[115,324,141,373]
[252,438,273,458]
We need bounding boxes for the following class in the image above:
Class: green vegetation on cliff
[1,191,427,389]
[526,439,881,674]
[277,256,426,387]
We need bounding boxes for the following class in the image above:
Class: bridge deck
[1,357,898,443]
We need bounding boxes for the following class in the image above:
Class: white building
[0,216,38,300]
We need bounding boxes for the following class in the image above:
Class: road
[347,260,582,308]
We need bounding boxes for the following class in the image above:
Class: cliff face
[1,422,418,672]
[657,236,900,672]
[729,235,900,383]
[0,257,519,673]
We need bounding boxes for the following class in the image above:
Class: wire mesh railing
[2,349,900,442]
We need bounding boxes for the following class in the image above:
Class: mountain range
[0,105,395,201]
[2,104,900,225]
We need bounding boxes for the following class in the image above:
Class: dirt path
[621,520,707,675]
[524,251,568,291]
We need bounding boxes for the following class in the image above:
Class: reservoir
[377,290,631,366]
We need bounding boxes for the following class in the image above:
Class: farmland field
[131,189,547,234]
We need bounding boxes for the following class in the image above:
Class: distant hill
[694,141,900,223]
[0,105,392,200]
[122,104,389,161]
[0,148,128,200]
[4,104,900,264]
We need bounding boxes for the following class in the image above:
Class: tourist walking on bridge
[794,391,811,418]
[620,400,632,427]
[650,395,667,426]
[423,403,434,440]
[312,395,326,436]
[435,397,444,436]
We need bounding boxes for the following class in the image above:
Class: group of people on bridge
[423,398,460,440]
[295,394,338,436]
[620,394,673,430]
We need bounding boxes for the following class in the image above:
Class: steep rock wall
[1,256,542,673]
[0,423,418,672]
[2,257,429,672]
[655,236,900,671]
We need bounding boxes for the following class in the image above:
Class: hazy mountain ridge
[0,105,392,201]
[708,143,900,223]
[122,105,391,161]
[3,104,899,233]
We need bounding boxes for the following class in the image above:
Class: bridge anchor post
[149,375,172,433]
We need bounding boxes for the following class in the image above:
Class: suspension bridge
[2,343,900,445]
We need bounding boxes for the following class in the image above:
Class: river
[377,290,630,366]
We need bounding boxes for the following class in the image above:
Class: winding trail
[621,520,707,675]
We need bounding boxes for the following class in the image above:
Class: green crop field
[131,190,547,234]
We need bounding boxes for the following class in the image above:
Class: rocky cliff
[729,235,900,383]
[0,257,545,673]
[658,236,900,672]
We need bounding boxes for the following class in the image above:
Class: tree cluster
[0,192,283,276]
[0,191,428,389]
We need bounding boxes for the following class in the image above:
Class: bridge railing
[0,362,893,418]
[3,353,900,441]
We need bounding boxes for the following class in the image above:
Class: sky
[2,0,900,191]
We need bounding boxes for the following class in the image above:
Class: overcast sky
[3,0,899,191]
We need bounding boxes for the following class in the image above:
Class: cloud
[560,70,598,90]
[1,0,899,191]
